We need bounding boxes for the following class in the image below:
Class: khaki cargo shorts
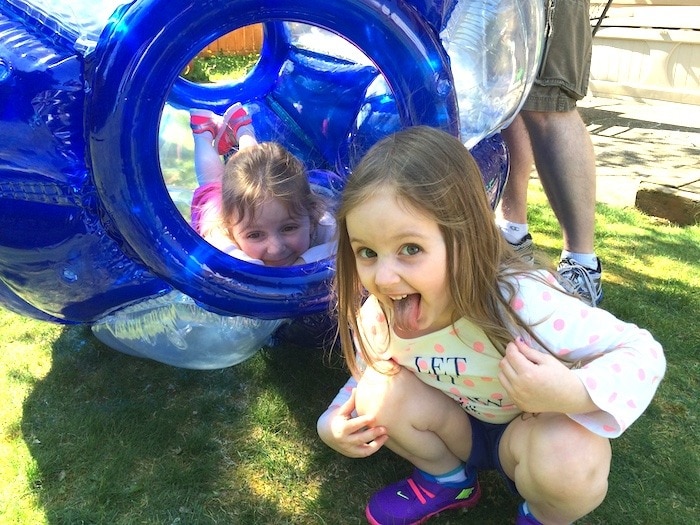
[523,0,593,112]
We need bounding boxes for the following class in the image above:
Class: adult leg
[499,413,611,524]
[498,114,535,228]
[496,116,536,261]
[521,109,597,254]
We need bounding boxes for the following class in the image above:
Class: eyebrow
[348,230,431,245]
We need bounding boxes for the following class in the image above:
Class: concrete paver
[577,94,700,224]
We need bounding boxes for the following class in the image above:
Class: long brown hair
[334,126,547,376]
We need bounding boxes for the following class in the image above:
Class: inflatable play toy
[0,0,543,367]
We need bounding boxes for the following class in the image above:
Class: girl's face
[346,192,455,338]
[230,198,312,266]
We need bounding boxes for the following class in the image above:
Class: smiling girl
[317,126,665,525]
[190,103,335,266]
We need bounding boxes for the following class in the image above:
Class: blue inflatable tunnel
[0,0,543,367]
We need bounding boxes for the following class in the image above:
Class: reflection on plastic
[92,291,285,369]
[0,0,542,368]
[441,0,543,147]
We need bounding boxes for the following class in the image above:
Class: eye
[400,244,421,256]
[356,247,377,259]
[245,231,263,240]
[281,223,300,233]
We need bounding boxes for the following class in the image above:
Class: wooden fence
[200,24,263,56]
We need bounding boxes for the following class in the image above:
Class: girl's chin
[265,255,296,266]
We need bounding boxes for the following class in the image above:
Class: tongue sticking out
[393,294,421,334]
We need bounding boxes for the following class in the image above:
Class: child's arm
[294,240,337,265]
[505,272,666,438]
[565,322,665,437]
[217,242,264,265]
[294,212,337,264]
[499,337,599,415]
[317,377,389,458]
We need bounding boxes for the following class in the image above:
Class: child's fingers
[342,413,381,435]
[509,337,548,366]
[502,340,529,372]
[360,433,389,454]
[335,388,357,417]
[349,428,389,457]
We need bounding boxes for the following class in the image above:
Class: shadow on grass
[19,202,698,524]
[20,324,518,524]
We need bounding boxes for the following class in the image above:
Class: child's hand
[317,389,389,458]
[498,338,595,414]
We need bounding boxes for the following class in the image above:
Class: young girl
[317,126,665,525]
[189,103,336,266]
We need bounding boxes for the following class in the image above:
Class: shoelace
[405,478,435,504]
[559,261,598,305]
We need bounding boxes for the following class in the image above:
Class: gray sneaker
[508,233,535,264]
[557,257,603,307]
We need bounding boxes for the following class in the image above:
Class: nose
[265,234,285,255]
[374,257,400,287]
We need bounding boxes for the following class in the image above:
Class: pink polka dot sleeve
[509,272,666,438]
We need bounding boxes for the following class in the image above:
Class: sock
[498,220,529,245]
[519,502,545,524]
[235,123,256,142]
[193,129,214,140]
[419,464,475,487]
[561,251,598,270]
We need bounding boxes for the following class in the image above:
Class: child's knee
[528,418,611,500]
[355,365,416,420]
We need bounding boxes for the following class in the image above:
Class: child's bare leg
[193,132,224,185]
[354,365,473,475]
[500,413,611,524]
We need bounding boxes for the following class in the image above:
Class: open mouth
[391,293,421,333]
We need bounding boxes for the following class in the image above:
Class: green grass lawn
[1,186,698,524]
[182,52,259,84]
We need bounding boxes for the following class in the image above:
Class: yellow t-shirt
[357,295,521,424]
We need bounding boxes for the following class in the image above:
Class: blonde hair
[221,142,326,235]
[334,126,547,376]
